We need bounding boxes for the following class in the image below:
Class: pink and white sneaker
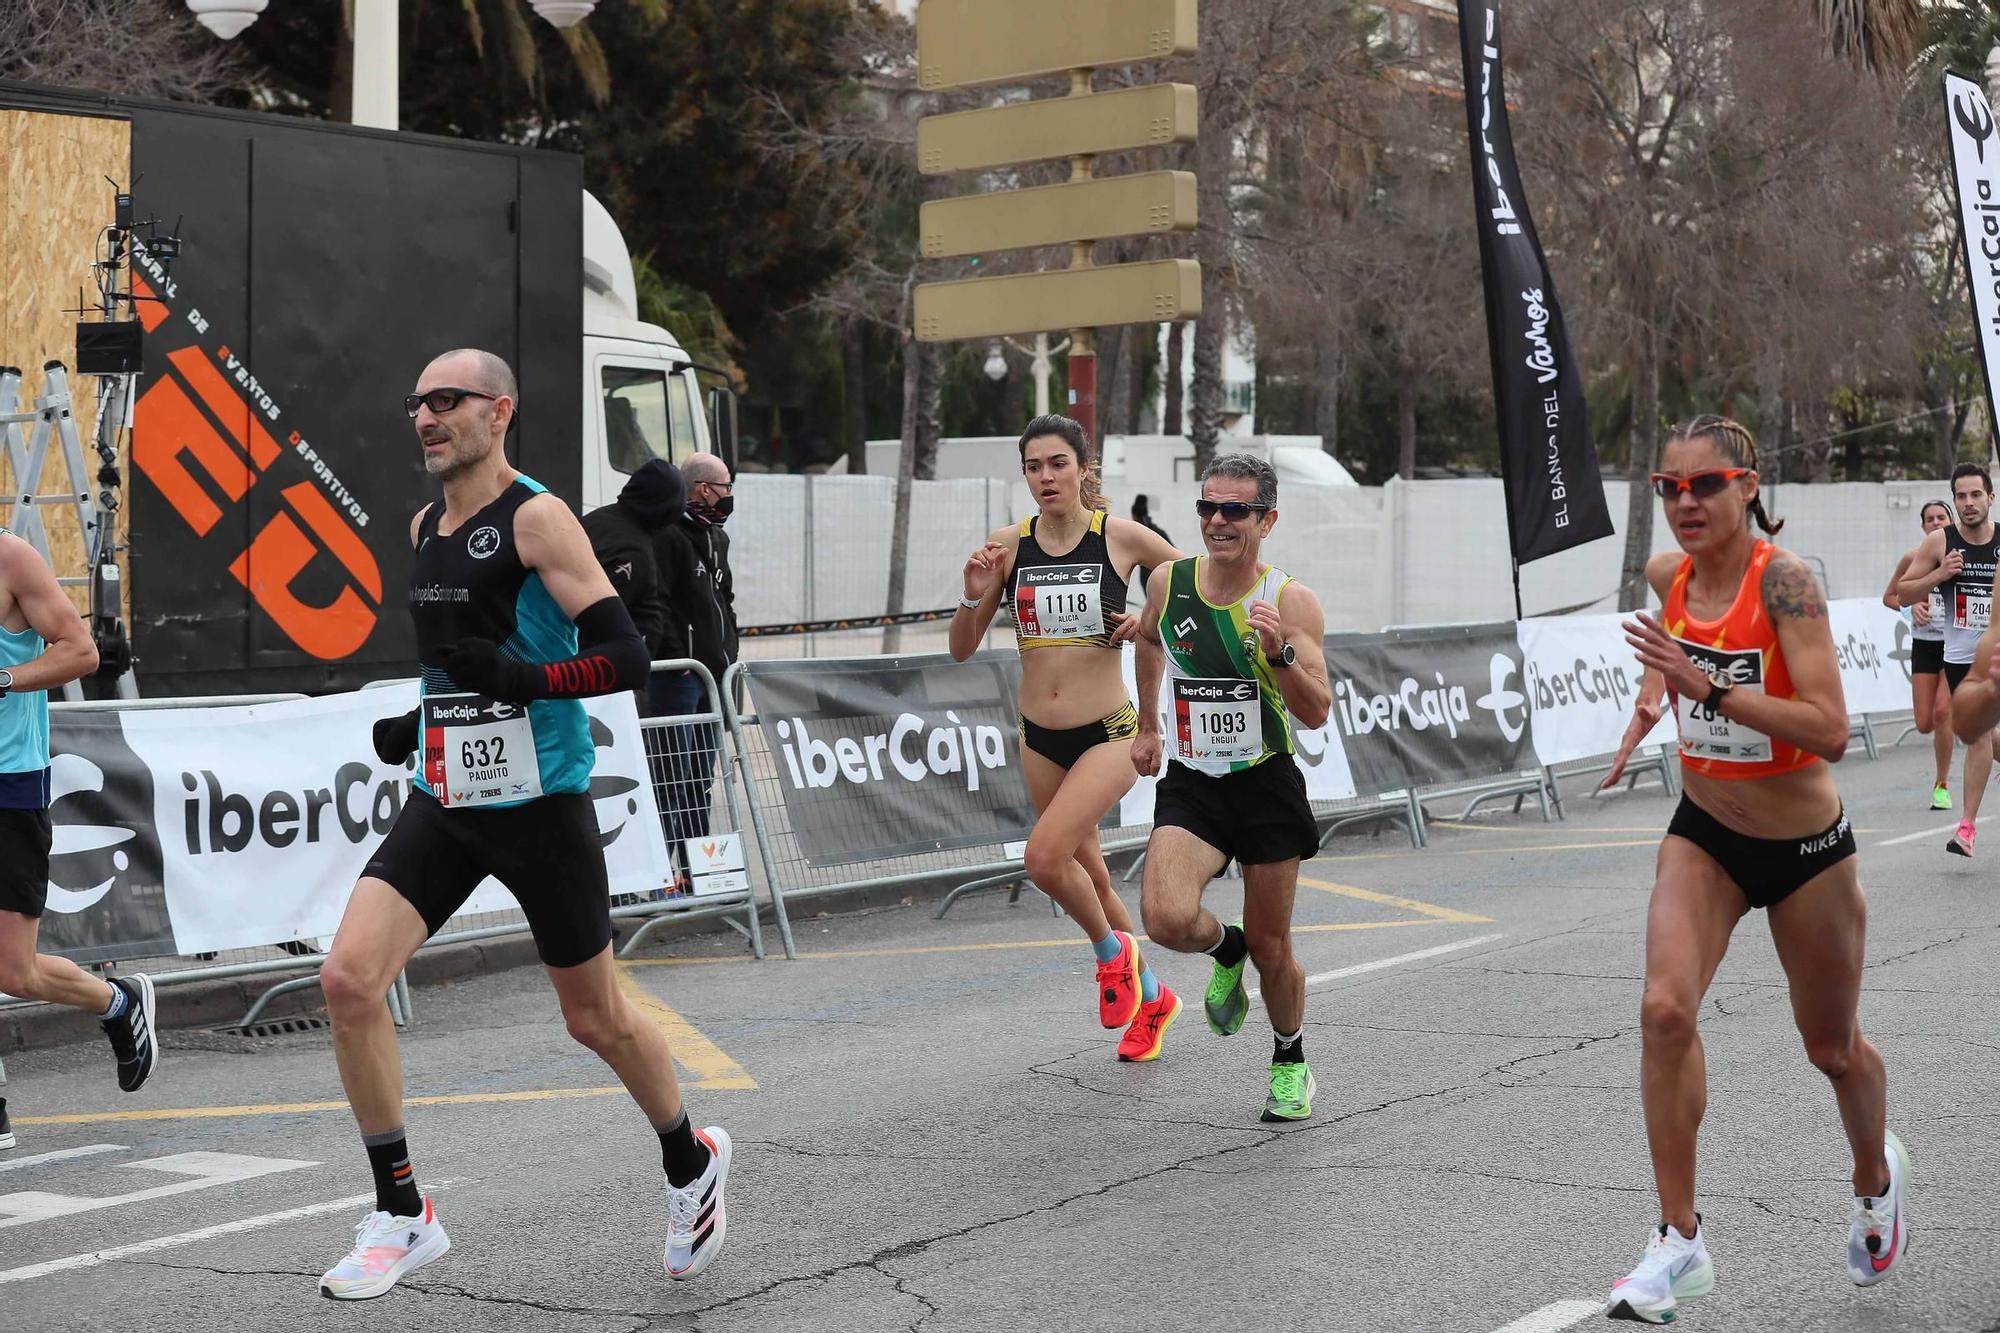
[319,1197,450,1300]
[1947,820,1976,857]
[1848,1131,1911,1286]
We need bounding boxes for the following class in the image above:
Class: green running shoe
[1262,1061,1316,1123]
[1204,920,1249,1036]
[1932,784,1953,811]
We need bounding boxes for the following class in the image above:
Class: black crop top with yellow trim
[1010,510,1130,651]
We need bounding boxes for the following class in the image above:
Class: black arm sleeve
[534,595,651,698]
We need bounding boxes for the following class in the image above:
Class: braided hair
[1667,414,1783,535]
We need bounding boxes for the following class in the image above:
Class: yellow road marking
[1316,837,1659,864]
[18,1087,633,1127]
[624,918,1449,968]
[1297,876,1493,924]
[615,963,756,1090]
[1429,821,1663,835]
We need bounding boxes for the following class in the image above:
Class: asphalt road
[2,739,1996,1333]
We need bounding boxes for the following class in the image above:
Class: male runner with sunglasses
[1131,453,1332,1121]
[315,349,732,1300]
[1896,463,1999,857]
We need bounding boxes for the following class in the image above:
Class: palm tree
[1806,0,1928,76]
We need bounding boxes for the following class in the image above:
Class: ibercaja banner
[741,650,1038,867]
[32,688,667,964]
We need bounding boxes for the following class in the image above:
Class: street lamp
[982,343,1008,384]
[184,0,265,39]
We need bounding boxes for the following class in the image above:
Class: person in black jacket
[649,454,738,874]
[582,460,685,704]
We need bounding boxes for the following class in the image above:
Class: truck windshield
[601,365,697,471]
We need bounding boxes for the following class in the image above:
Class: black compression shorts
[0,808,51,918]
[364,788,612,968]
[1912,637,1944,675]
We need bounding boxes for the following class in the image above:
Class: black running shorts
[1946,658,1976,692]
[1151,756,1319,868]
[1665,796,1855,911]
[364,787,612,968]
[1911,637,1944,675]
[0,807,51,918]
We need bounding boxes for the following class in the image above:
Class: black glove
[372,710,419,766]
[437,637,541,703]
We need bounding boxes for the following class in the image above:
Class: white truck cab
[579,191,736,513]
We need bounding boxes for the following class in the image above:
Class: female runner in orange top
[1598,416,1905,1324]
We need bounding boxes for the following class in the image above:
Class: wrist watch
[0,668,12,696]
[1270,641,1297,669]
[1702,666,1733,712]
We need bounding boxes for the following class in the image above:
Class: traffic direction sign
[914,260,1201,343]
[921,172,1195,258]
[917,84,1199,175]
[917,0,1197,91]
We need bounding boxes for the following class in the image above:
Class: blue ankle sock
[1138,961,1160,1002]
[100,982,128,1021]
[1090,932,1123,964]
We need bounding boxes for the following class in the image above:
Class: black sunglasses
[1195,499,1270,521]
[404,387,497,418]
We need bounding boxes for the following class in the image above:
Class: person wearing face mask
[648,454,738,872]
[1599,415,1904,1323]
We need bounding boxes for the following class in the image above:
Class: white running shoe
[1849,1130,1911,1286]
[319,1197,450,1300]
[1607,1221,1713,1324]
[664,1126,732,1280]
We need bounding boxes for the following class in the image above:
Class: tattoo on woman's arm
[1762,556,1826,621]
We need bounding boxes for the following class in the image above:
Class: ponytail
[1668,414,1782,535]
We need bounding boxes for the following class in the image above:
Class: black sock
[363,1129,422,1218]
[1207,923,1248,969]
[1272,1029,1305,1064]
[658,1110,711,1187]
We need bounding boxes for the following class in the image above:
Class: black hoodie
[582,460,685,656]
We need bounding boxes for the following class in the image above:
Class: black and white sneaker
[101,974,159,1092]
[663,1126,731,1279]
[0,1097,15,1151]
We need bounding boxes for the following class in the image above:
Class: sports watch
[0,668,12,696]
[1271,641,1297,669]
[1701,666,1733,712]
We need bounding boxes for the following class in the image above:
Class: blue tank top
[0,531,52,809]
[408,478,592,803]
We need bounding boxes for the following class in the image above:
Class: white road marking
[1487,1299,1604,1333]
[0,1151,316,1228]
[1246,932,1505,1000]
[1875,821,1963,847]
[0,1190,375,1286]
[0,1144,125,1175]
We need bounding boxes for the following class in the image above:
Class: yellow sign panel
[921,172,1195,259]
[914,260,1202,343]
[918,84,1198,175]
[917,0,1198,91]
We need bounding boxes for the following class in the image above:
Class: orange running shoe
[1117,984,1182,1062]
[1096,931,1143,1028]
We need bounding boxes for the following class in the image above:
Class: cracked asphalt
[5,740,2000,1332]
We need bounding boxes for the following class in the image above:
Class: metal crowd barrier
[9,667,774,1030]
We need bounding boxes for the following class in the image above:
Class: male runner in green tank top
[1132,454,1331,1121]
